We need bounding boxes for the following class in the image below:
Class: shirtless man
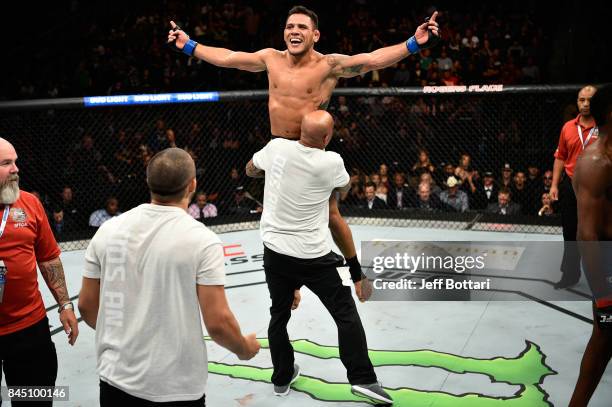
[568,84,612,407]
[167,6,440,301]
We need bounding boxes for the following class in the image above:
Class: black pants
[100,381,205,406]
[560,175,581,282]
[264,246,377,386]
[0,317,58,407]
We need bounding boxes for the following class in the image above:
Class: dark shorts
[100,381,205,407]
[594,303,612,330]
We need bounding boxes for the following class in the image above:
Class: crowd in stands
[6,2,569,238]
[30,125,557,241]
[334,153,557,218]
[6,1,551,100]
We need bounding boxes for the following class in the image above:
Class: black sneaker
[273,364,300,396]
[351,382,393,404]
[553,276,579,290]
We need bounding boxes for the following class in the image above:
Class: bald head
[578,85,597,118]
[146,148,196,203]
[300,110,334,149]
[0,137,19,204]
[0,137,15,152]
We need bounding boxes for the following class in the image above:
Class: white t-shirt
[252,138,349,258]
[83,204,225,402]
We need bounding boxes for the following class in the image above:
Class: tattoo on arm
[246,160,265,178]
[319,99,330,110]
[341,64,365,75]
[39,257,70,306]
[327,55,367,78]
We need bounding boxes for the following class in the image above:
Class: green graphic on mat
[205,337,556,406]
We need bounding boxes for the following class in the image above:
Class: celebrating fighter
[167,6,440,301]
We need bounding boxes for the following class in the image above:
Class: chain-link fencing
[0,85,581,250]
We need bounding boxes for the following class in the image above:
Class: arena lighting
[82,85,504,107]
[83,91,220,106]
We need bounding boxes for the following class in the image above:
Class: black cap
[484,171,494,177]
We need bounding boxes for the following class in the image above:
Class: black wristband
[420,16,441,50]
[346,256,363,282]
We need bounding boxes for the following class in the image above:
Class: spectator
[439,176,469,212]
[89,197,122,228]
[5,3,561,100]
[526,164,541,187]
[419,172,441,195]
[366,172,388,203]
[227,186,262,216]
[341,171,364,207]
[454,153,472,181]
[369,172,381,187]
[486,188,521,215]
[436,48,453,71]
[441,69,460,86]
[217,166,246,211]
[461,28,480,49]
[538,193,555,217]
[59,186,81,226]
[441,163,456,183]
[541,169,554,195]
[521,56,541,83]
[379,163,389,178]
[438,163,455,188]
[387,172,411,210]
[375,183,388,203]
[511,171,530,214]
[50,207,75,239]
[498,163,513,188]
[413,182,442,211]
[188,191,218,221]
[412,149,435,176]
[148,119,167,152]
[392,62,411,86]
[473,171,498,209]
[360,182,387,210]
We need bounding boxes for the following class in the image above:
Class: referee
[246,111,391,404]
[550,85,598,289]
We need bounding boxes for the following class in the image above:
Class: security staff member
[0,137,78,407]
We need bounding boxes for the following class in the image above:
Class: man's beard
[0,176,20,204]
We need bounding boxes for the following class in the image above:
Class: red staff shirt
[0,191,61,335]
[554,115,598,178]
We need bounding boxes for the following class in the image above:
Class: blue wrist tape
[406,36,420,54]
[182,39,198,56]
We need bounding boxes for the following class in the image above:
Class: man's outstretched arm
[167,21,270,72]
[328,11,440,78]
